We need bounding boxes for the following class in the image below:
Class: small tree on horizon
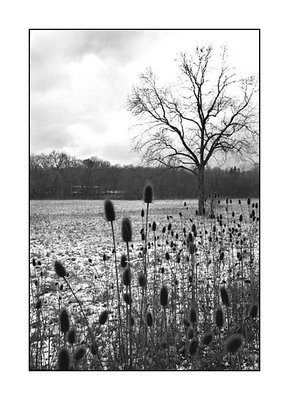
[127,46,259,214]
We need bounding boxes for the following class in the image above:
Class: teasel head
[187,232,193,243]
[74,345,86,362]
[90,341,98,355]
[215,306,224,329]
[188,338,198,358]
[225,333,244,354]
[189,305,197,324]
[219,252,224,261]
[60,308,70,334]
[187,327,194,340]
[104,199,115,222]
[120,254,127,268]
[144,183,153,204]
[122,266,131,286]
[220,286,230,307]
[35,299,42,310]
[67,327,76,345]
[138,272,146,288]
[160,285,168,307]
[121,217,132,243]
[58,347,70,370]
[165,252,170,261]
[123,292,132,305]
[183,318,190,328]
[141,209,144,218]
[247,198,251,206]
[203,332,214,346]
[152,221,157,232]
[54,260,67,278]
[99,310,109,325]
[239,214,243,222]
[146,311,153,327]
[249,303,258,319]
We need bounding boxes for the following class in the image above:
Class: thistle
[104,199,116,222]
[144,183,153,204]
[189,305,197,324]
[60,308,70,334]
[35,299,42,310]
[187,327,194,340]
[183,318,190,328]
[99,310,109,325]
[67,327,76,345]
[146,312,153,327]
[74,345,86,362]
[120,254,127,268]
[225,333,244,354]
[54,260,66,278]
[203,332,214,346]
[160,285,168,307]
[249,303,258,319]
[104,200,124,365]
[123,266,131,286]
[121,217,132,243]
[215,306,224,329]
[220,286,230,307]
[123,292,132,305]
[138,272,146,288]
[58,347,70,370]
[188,338,198,357]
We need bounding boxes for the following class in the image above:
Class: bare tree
[128,46,259,214]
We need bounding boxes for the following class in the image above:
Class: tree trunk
[198,166,205,216]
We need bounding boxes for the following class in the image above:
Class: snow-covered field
[29,199,259,371]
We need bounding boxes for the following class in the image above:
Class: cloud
[30,30,259,165]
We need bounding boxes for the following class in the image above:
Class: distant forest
[30,151,259,200]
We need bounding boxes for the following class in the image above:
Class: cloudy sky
[30,29,259,166]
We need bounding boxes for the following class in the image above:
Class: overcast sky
[30,29,259,166]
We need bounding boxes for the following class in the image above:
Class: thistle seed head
[138,272,146,288]
[123,266,131,286]
[144,184,153,204]
[220,286,230,307]
[225,333,244,354]
[160,285,168,307]
[121,217,132,243]
[99,310,109,325]
[54,260,67,278]
[104,199,115,222]
[146,312,153,327]
[215,306,224,329]
[60,308,70,334]
[67,327,76,345]
[58,347,70,370]
[203,332,214,346]
[74,345,86,362]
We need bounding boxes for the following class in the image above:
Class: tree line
[30,151,259,200]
